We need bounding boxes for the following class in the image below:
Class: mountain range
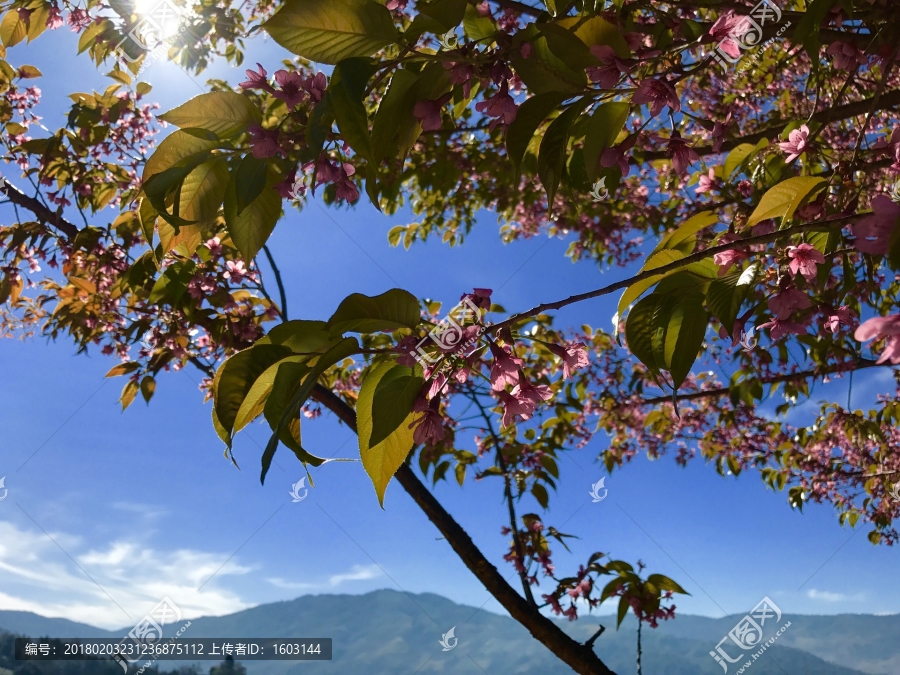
[1,590,896,674]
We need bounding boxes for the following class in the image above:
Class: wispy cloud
[0,520,251,628]
[267,564,383,591]
[807,589,864,603]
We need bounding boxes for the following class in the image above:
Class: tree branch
[637,89,900,163]
[1,181,80,239]
[262,244,289,321]
[309,383,618,675]
[470,388,537,607]
[489,213,860,334]
[633,359,882,407]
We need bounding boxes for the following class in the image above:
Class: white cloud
[267,563,383,591]
[807,589,865,603]
[0,520,252,629]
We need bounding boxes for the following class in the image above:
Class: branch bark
[1,181,80,238]
[310,383,617,675]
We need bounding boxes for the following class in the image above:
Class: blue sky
[0,26,897,633]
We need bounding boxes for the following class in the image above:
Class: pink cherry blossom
[475,82,517,125]
[240,64,272,92]
[664,133,699,176]
[825,41,867,70]
[547,342,589,379]
[489,341,523,390]
[695,168,719,194]
[224,260,247,283]
[600,133,637,177]
[461,287,492,310]
[248,125,281,159]
[786,243,826,281]
[852,196,900,254]
[854,315,900,364]
[824,306,852,334]
[713,249,748,276]
[273,70,306,109]
[768,288,811,320]
[778,124,811,162]
[413,93,452,132]
[632,78,681,118]
[758,316,809,340]
[410,395,446,445]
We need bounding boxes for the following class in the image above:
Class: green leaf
[106,361,141,377]
[646,574,688,595]
[510,25,587,95]
[625,293,664,374]
[723,143,755,178]
[582,102,630,181]
[142,130,218,185]
[260,320,334,353]
[159,92,261,139]
[140,375,156,403]
[261,338,359,476]
[371,69,419,165]
[330,58,375,161]
[224,162,283,262]
[307,95,334,155]
[213,344,294,440]
[538,23,596,71]
[120,380,139,411]
[142,154,214,228]
[234,355,307,434]
[357,360,422,507]
[262,0,398,65]
[0,10,27,47]
[407,0,467,37]
[792,0,837,56]
[747,176,828,226]
[616,595,630,628]
[617,249,684,317]
[538,102,584,207]
[369,363,424,448]
[462,3,495,41]
[506,92,568,178]
[234,155,268,216]
[560,15,630,59]
[532,482,549,508]
[652,210,718,255]
[327,288,421,335]
[662,294,709,391]
[707,263,757,334]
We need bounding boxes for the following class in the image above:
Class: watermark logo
[114,0,188,72]
[438,29,459,50]
[889,483,900,502]
[589,477,608,503]
[112,597,184,673]
[0,476,7,502]
[889,180,900,204]
[740,327,757,353]
[711,0,786,73]
[709,597,790,674]
[406,296,488,371]
[438,626,457,651]
[289,477,308,503]
[590,177,609,202]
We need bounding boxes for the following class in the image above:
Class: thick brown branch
[1,182,80,239]
[310,383,617,675]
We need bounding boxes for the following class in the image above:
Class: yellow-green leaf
[158,92,261,139]
[262,0,398,65]
[358,360,422,507]
[0,11,27,48]
[747,176,828,226]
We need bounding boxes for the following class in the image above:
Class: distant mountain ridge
[1,591,896,675]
